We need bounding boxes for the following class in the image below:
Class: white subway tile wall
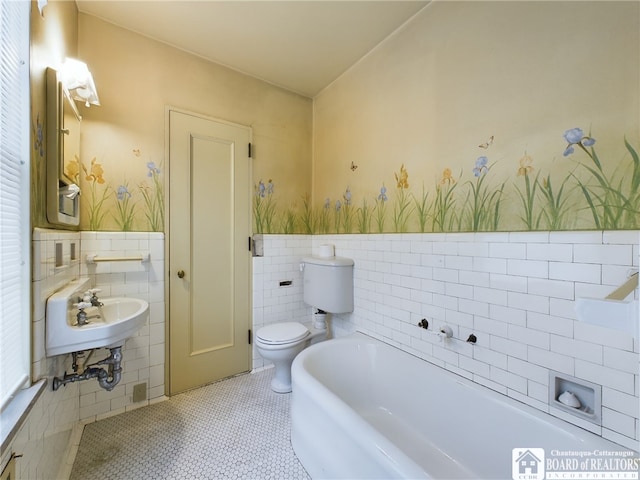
[4,230,166,480]
[5,228,84,479]
[253,232,639,450]
[79,231,166,420]
[252,235,313,369]
[8,229,638,479]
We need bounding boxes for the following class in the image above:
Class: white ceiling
[75,1,429,97]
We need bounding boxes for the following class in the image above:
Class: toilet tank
[302,256,354,313]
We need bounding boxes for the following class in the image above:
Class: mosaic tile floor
[70,369,310,479]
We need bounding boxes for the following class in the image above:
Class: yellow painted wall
[32,2,639,234]
[76,13,312,231]
[312,1,640,233]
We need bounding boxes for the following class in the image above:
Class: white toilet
[255,255,354,393]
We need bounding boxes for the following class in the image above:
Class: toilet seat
[256,322,310,346]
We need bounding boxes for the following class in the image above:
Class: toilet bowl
[256,322,325,393]
[256,253,354,393]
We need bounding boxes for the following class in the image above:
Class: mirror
[46,67,81,226]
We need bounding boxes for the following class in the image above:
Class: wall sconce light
[60,58,100,107]
[37,0,47,16]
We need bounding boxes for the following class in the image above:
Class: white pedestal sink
[46,277,149,356]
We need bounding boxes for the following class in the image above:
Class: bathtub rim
[294,330,615,441]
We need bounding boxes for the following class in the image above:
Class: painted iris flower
[562,128,596,157]
[84,158,106,184]
[335,200,342,211]
[324,198,331,209]
[343,187,352,206]
[395,164,409,189]
[146,161,161,177]
[256,179,274,198]
[33,114,44,157]
[440,168,455,185]
[65,155,80,180]
[377,185,388,202]
[473,156,489,177]
[116,185,132,201]
[517,154,534,177]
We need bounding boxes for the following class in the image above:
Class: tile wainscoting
[2,229,165,480]
[78,231,166,420]
[253,232,639,450]
[5,229,637,479]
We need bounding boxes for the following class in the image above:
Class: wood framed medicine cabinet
[46,67,81,227]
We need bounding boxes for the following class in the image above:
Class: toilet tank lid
[302,256,354,267]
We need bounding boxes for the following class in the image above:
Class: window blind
[0,0,30,410]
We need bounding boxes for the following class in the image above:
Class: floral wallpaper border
[255,128,640,234]
[32,121,639,234]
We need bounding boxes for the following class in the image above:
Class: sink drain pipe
[52,346,123,392]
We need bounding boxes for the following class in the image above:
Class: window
[0,0,31,410]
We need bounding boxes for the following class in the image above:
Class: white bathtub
[291,332,636,479]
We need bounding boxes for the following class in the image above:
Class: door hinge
[248,329,252,344]
[248,142,252,158]
[248,236,252,252]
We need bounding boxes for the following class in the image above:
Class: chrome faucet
[75,302,92,326]
[85,288,103,307]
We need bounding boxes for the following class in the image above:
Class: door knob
[177,270,185,278]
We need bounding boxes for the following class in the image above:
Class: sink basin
[46,277,149,356]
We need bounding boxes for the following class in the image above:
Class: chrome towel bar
[86,253,150,264]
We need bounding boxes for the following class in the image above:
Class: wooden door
[168,109,251,394]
